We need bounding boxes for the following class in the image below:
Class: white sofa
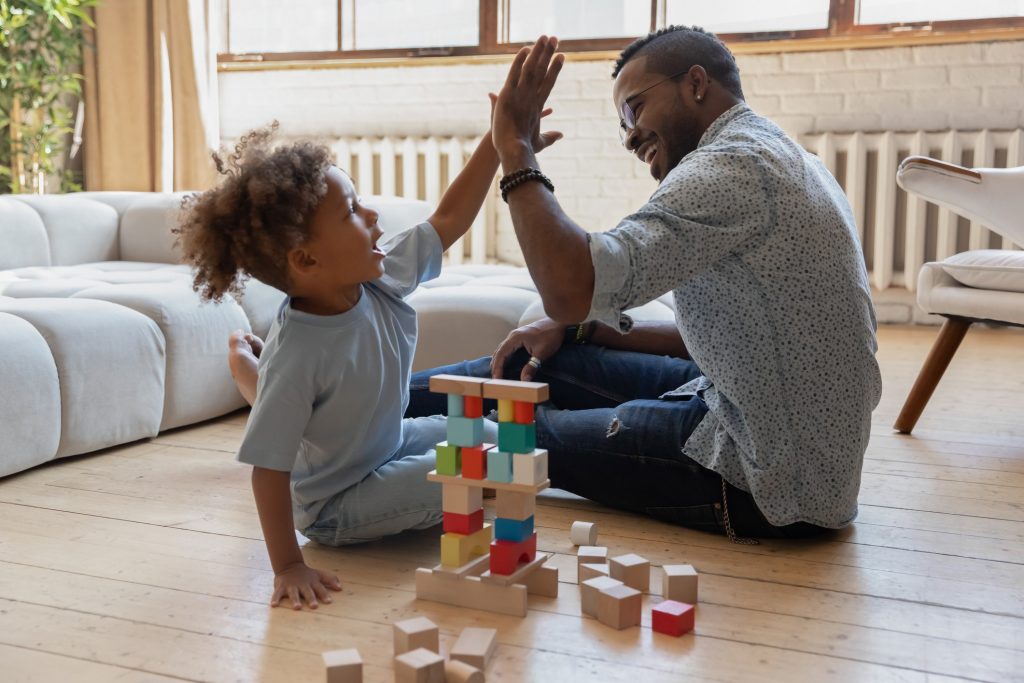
[0,192,674,479]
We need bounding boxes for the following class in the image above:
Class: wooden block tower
[415,374,556,617]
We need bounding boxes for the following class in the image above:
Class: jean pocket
[645,502,725,534]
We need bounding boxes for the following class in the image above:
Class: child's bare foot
[228,330,263,405]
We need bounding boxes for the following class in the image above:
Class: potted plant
[0,0,96,194]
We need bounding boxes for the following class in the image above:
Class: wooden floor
[2,325,1023,682]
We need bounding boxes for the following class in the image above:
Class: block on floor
[580,575,623,617]
[577,545,608,574]
[570,520,598,546]
[596,583,642,630]
[393,616,439,655]
[444,659,484,683]
[323,648,362,683]
[580,562,609,582]
[394,647,445,683]
[450,626,498,670]
[662,564,699,604]
[610,553,650,592]
[652,599,695,637]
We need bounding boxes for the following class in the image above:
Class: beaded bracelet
[499,167,555,203]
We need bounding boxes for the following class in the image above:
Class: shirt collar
[697,102,751,150]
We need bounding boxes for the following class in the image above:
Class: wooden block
[394,647,444,683]
[494,515,533,543]
[596,583,642,630]
[429,374,487,397]
[393,616,439,656]
[461,444,491,480]
[481,551,549,586]
[450,627,497,670]
[323,648,362,683]
[482,379,549,403]
[463,395,483,418]
[415,568,528,617]
[513,400,534,424]
[435,442,460,476]
[489,532,537,575]
[444,659,484,683]
[576,546,608,574]
[448,416,484,448]
[610,553,650,592]
[486,450,513,483]
[512,449,547,485]
[443,509,483,535]
[580,576,622,617]
[495,489,535,520]
[569,520,598,546]
[442,482,483,515]
[447,393,464,417]
[652,599,695,637]
[497,398,514,422]
[662,564,698,604]
[440,524,492,568]
[579,563,609,582]
[524,563,559,597]
[429,470,549,495]
[432,553,490,580]
[498,422,535,454]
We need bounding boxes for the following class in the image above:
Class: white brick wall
[220,39,1024,285]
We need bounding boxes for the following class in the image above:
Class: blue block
[498,422,536,453]
[447,393,463,417]
[487,450,514,483]
[494,515,534,543]
[447,416,484,447]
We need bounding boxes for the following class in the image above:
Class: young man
[409,28,881,540]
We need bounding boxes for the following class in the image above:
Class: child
[175,114,559,611]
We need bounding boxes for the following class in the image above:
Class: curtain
[82,0,220,191]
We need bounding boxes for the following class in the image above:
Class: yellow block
[440,524,492,568]
[497,399,514,423]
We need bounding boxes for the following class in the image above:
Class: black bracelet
[499,167,554,203]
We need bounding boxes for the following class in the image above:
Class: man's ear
[688,65,709,102]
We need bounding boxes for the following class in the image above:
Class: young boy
[175,114,559,611]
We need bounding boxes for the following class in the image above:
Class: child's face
[294,167,384,297]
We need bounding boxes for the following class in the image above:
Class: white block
[569,520,598,546]
[512,448,547,485]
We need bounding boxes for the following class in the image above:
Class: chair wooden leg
[893,317,972,434]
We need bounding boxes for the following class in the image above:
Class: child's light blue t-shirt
[236,222,442,529]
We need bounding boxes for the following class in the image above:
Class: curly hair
[175,123,333,302]
[612,25,744,100]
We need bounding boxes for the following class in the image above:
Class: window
[219,0,1024,64]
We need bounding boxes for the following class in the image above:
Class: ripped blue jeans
[407,345,827,539]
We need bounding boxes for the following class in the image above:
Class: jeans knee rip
[606,415,623,437]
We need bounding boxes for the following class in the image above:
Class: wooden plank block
[429,470,549,495]
[323,648,362,683]
[482,379,549,403]
[394,647,444,682]
[449,627,498,670]
[393,617,439,656]
[524,564,559,597]
[415,568,528,617]
[480,552,550,586]
[431,553,490,580]
[429,375,488,397]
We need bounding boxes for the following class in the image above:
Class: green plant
[0,0,96,194]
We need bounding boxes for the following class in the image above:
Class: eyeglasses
[618,68,691,146]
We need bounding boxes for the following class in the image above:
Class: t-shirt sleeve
[586,149,770,332]
[236,343,319,471]
[375,221,444,298]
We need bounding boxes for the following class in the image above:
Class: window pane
[508,0,651,43]
[228,0,338,53]
[354,0,478,49]
[666,0,829,33]
[858,0,1024,24]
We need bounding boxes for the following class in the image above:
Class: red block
[443,509,484,535]
[464,395,483,418]
[652,600,694,637]
[513,401,534,424]
[461,444,492,479]
[489,532,537,575]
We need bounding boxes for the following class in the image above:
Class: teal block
[498,422,536,454]
[447,393,463,417]
[487,450,513,483]
[435,441,461,476]
[447,416,484,447]
[494,515,534,543]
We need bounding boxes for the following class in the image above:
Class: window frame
[217,0,1024,66]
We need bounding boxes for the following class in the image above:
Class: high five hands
[491,36,566,159]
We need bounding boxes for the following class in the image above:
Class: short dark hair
[612,25,744,100]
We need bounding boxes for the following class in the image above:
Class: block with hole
[322,648,362,683]
[440,524,492,568]
[662,563,699,604]
[393,616,439,656]
[610,553,651,593]
[652,599,695,637]
[489,532,537,575]
[498,421,535,453]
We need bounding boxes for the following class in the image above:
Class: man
[408,27,882,541]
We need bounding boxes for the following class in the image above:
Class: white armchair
[893,157,1024,434]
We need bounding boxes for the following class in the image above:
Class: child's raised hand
[271,562,342,610]
[488,92,562,155]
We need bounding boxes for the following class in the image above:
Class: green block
[498,422,536,454]
[435,441,461,475]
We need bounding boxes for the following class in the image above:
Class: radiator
[801,129,1024,293]
[330,135,495,265]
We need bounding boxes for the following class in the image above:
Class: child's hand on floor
[271,562,342,610]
